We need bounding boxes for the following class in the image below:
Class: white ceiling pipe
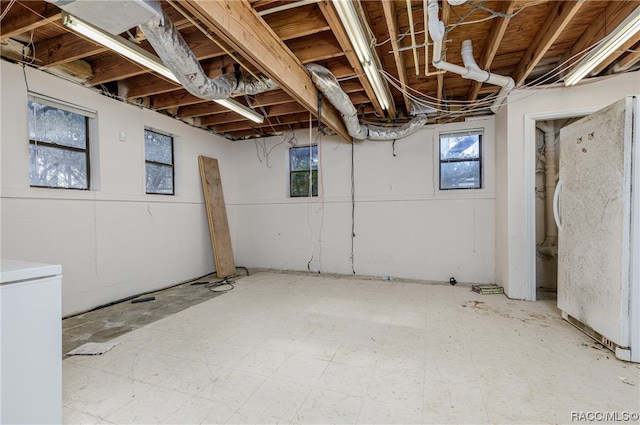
[426,0,514,113]
[535,120,559,259]
[427,0,444,63]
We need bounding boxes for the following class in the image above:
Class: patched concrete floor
[62,272,231,357]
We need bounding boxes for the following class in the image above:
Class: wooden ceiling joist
[318,0,396,118]
[35,33,107,67]
[0,7,60,41]
[467,0,517,101]
[178,0,351,142]
[381,0,411,114]
[511,0,584,86]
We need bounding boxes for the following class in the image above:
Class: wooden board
[198,156,236,278]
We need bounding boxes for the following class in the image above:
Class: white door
[556,97,633,350]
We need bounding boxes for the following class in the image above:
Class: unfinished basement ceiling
[2,0,640,140]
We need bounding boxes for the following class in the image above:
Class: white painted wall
[495,71,640,300]
[0,61,233,316]
[230,117,497,284]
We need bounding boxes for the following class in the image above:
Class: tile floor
[63,272,640,424]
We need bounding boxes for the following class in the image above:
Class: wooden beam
[267,102,309,116]
[212,109,312,133]
[35,33,107,67]
[436,1,449,111]
[0,6,61,41]
[88,30,229,86]
[591,32,640,76]
[286,33,345,63]
[382,0,411,114]
[319,0,396,118]
[179,0,351,142]
[152,90,204,110]
[179,102,232,118]
[613,41,640,73]
[511,0,583,85]
[263,5,330,40]
[126,75,178,98]
[126,59,234,98]
[559,1,638,76]
[467,1,517,101]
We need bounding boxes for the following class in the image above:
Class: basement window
[289,145,318,197]
[439,130,482,190]
[28,94,94,190]
[144,128,174,195]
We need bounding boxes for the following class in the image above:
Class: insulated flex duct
[306,63,427,141]
[139,14,277,99]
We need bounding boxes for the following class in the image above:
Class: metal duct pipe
[427,0,514,113]
[306,63,427,141]
[139,14,277,100]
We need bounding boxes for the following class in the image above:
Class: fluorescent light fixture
[62,13,264,124]
[565,6,640,86]
[332,0,391,111]
[214,98,264,124]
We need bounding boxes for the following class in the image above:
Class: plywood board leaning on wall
[198,156,236,278]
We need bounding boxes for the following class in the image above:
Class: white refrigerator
[556,95,640,363]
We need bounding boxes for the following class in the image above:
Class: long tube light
[564,6,640,86]
[332,0,391,111]
[62,13,265,124]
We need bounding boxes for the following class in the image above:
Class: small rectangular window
[144,129,174,195]
[289,145,318,197]
[439,130,482,190]
[28,94,93,190]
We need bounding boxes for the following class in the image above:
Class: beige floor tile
[62,272,640,425]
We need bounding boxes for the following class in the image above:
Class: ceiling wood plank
[153,90,204,110]
[558,1,638,77]
[267,101,309,116]
[318,0,395,118]
[34,33,107,67]
[467,0,517,101]
[286,33,345,63]
[126,75,178,98]
[511,0,584,85]
[179,0,351,142]
[179,102,235,118]
[263,5,330,40]
[0,7,61,41]
[381,0,411,114]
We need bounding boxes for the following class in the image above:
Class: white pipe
[427,0,443,63]
[536,121,559,259]
[426,0,514,113]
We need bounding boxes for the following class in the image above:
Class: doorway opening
[533,118,582,300]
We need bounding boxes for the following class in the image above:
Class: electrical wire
[0,0,17,20]
[350,138,356,275]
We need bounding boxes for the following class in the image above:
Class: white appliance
[555,96,640,363]
[1,259,62,424]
